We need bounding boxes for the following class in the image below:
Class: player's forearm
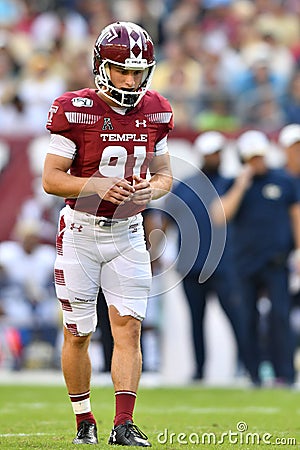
[43,166,134,205]
[43,168,97,198]
[148,152,172,200]
[149,172,173,200]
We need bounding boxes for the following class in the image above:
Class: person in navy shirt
[163,131,244,381]
[278,124,300,363]
[279,124,300,199]
[212,130,300,386]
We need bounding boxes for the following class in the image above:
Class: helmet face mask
[93,21,156,107]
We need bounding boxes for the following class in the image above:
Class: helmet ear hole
[104,63,111,80]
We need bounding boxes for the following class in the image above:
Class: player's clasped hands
[92,177,135,204]
[91,175,152,206]
[131,175,152,205]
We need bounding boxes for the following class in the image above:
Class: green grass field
[0,383,300,449]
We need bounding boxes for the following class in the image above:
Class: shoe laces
[77,421,95,438]
[124,422,148,440]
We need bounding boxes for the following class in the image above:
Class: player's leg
[109,306,142,393]
[109,306,142,419]
[55,206,100,444]
[101,222,152,446]
[108,308,152,446]
[61,329,98,444]
[61,328,92,400]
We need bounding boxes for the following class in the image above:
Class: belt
[95,217,129,227]
[67,206,130,227]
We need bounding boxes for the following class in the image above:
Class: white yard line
[0,432,54,437]
[138,406,280,415]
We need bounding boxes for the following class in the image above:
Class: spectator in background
[18,176,63,244]
[216,0,257,95]
[0,35,19,103]
[278,124,300,356]
[64,47,94,91]
[16,50,66,134]
[212,130,300,386]
[0,0,24,29]
[240,89,286,133]
[151,37,202,128]
[112,0,161,45]
[163,131,245,381]
[278,123,300,195]
[282,70,300,125]
[193,91,240,133]
[0,0,298,135]
[232,44,287,129]
[258,30,295,83]
[0,265,23,369]
[0,219,59,368]
[160,0,203,43]
[28,6,89,50]
[78,0,114,39]
[201,0,236,46]
[255,0,300,48]
[0,92,33,135]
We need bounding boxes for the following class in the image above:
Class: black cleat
[73,421,98,445]
[108,421,151,447]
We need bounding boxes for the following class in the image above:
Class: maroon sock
[114,390,137,427]
[75,412,96,429]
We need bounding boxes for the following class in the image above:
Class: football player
[42,21,173,446]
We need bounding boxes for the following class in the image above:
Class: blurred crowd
[1,0,300,384]
[0,0,300,135]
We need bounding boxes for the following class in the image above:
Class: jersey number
[99,145,146,178]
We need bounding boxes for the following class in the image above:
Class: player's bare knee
[109,306,141,349]
[123,319,141,348]
[63,326,92,348]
